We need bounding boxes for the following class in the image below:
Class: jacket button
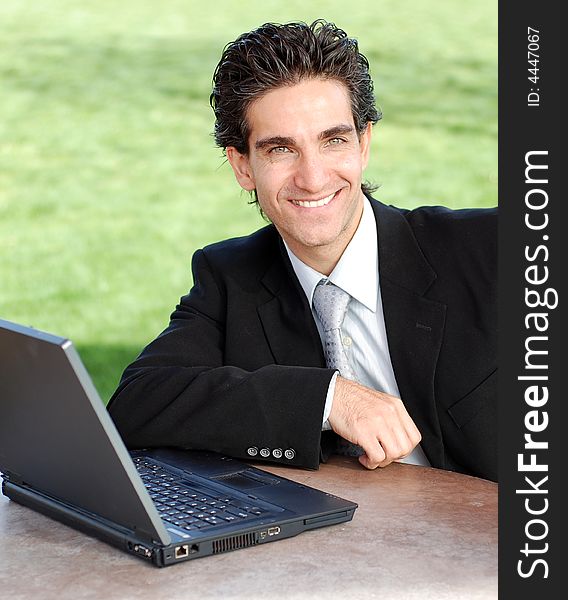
[260,448,270,458]
[284,448,295,460]
[247,447,258,457]
[272,448,283,459]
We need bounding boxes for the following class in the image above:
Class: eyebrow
[254,124,356,151]
[255,136,295,151]
[318,124,356,140]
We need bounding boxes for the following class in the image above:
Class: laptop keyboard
[134,457,269,532]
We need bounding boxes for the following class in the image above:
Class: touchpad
[212,470,280,490]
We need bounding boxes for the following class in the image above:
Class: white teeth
[292,192,336,208]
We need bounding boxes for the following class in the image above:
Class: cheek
[253,160,288,189]
[338,153,363,174]
[255,183,284,219]
[257,168,296,200]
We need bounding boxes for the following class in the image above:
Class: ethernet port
[175,545,189,559]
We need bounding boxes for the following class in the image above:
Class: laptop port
[267,526,281,536]
[175,545,189,559]
[131,543,152,558]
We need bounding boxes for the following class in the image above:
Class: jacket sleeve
[107,249,335,469]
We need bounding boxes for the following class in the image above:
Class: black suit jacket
[108,198,498,481]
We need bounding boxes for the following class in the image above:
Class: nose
[293,150,329,195]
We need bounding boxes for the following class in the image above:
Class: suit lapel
[372,200,446,467]
[257,240,325,368]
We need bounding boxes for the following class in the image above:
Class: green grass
[0,0,497,402]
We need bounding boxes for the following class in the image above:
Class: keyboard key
[226,508,249,519]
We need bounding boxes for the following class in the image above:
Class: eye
[326,137,346,147]
[270,146,291,154]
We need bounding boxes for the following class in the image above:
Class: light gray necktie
[312,279,363,457]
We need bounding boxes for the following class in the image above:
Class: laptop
[0,319,357,566]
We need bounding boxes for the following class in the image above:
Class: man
[108,20,497,481]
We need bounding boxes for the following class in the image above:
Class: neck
[296,247,342,277]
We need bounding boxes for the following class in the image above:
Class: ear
[226,147,256,191]
[359,122,373,170]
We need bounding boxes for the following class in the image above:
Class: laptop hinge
[0,470,24,485]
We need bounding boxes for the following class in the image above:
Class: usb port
[267,526,281,536]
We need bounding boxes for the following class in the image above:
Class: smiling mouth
[290,190,338,208]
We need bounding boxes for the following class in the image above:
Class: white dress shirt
[284,198,430,466]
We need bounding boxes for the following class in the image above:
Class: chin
[297,230,340,249]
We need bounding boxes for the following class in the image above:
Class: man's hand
[328,376,422,470]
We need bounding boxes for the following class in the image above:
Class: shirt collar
[284,197,379,312]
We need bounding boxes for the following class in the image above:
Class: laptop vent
[212,532,258,554]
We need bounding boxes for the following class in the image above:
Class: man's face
[226,78,372,273]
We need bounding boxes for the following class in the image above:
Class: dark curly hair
[210,20,381,199]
